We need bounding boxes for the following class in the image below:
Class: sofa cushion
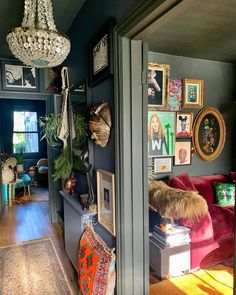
[190,174,228,204]
[213,182,235,207]
[169,173,197,191]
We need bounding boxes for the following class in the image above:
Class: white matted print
[176,112,193,137]
[174,140,192,166]
[96,169,115,236]
[154,157,173,174]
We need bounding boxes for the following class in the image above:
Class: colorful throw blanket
[78,225,116,295]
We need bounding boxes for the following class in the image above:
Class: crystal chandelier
[6,0,71,68]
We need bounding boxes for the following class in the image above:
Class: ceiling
[145,0,236,63]
[0,0,85,59]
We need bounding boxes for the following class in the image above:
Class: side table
[149,237,190,279]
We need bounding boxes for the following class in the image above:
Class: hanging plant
[39,114,62,148]
[73,114,88,149]
[53,146,72,181]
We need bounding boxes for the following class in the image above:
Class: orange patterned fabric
[78,225,116,295]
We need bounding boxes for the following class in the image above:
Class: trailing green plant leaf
[53,146,72,181]
[39,114,62,148]
[73,114,88,149]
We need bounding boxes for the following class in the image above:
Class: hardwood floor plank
[0,201,79,294]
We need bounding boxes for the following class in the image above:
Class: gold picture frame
[96,169,116,236]
[183,79,203,109]
[192,107,226,161]
[148,63,170,109]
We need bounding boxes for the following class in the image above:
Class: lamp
[6,0,71,68]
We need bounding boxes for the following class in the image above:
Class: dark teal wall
[66,0,140,185]
[149,51,236,176]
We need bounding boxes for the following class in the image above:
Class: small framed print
[154,156,173,174]
[89,18,115,87]
[148,63,170,109]
[1,61,39,92]
[97,169,115,236]
[174,139,192,166]
[183,79,203,108]
[176,112,193,137]
[168,79,182,111]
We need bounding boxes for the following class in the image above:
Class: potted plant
[15,146,24,172]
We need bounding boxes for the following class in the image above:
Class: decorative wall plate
[192,107,226,161]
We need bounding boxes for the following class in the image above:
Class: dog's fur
[149,180,208,223]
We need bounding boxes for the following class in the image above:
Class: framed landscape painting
[148,111,176,157]
[148,63,170,109]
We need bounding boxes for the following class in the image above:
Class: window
[13,111,39,153]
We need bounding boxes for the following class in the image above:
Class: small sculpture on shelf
[64,172,77,195]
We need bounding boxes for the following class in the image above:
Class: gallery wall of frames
[148,52,235,178]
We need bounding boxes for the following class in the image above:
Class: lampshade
[6,0,71,68]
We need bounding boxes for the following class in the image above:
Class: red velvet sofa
[169,173,234,271]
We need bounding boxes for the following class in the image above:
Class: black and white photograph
[93,34,108,75]
[89,17,115,86]
[2,61,39,92]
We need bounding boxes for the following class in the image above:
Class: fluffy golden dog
[149,180,208,223]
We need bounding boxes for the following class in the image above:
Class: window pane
[13,132,39,153]
[13,111,38,132]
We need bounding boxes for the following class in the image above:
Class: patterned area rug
[0,238,74,295]
[17,186,49,203]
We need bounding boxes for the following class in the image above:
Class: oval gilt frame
[192,107,226,161]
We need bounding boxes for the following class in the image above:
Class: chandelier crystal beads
[6,0,71,68]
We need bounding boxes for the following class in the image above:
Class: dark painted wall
[149,52,236,176]
[66,0,140,189]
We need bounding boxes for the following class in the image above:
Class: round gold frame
[192,107,226,161]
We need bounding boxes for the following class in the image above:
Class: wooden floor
[0,201,80,295]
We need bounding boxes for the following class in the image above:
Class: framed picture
[176,112,193,137]
[168,79,182,111]
[1,61,39,92]
[44,66,62,93]
[154,156,173,174]
[183,79,203,108]
[148,63,170,109]
[97,169,116,236]
[174,139,192,166]
[89,18,115,86]
[148,111,176,157]
[192,107,226,161]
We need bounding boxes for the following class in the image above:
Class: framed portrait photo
[148,63,170,109]
[148,111,176,157]
[174,139,192,166]
[154,156,173,174]
[97,169,116,236]
[183,79,203,108]
[192,107,226,161]
[89,18,115,87]
[168,79,182,111]
[1,61,39,92]
[176,112,193,137]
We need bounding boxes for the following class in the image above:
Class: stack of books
[150,223,191,249]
